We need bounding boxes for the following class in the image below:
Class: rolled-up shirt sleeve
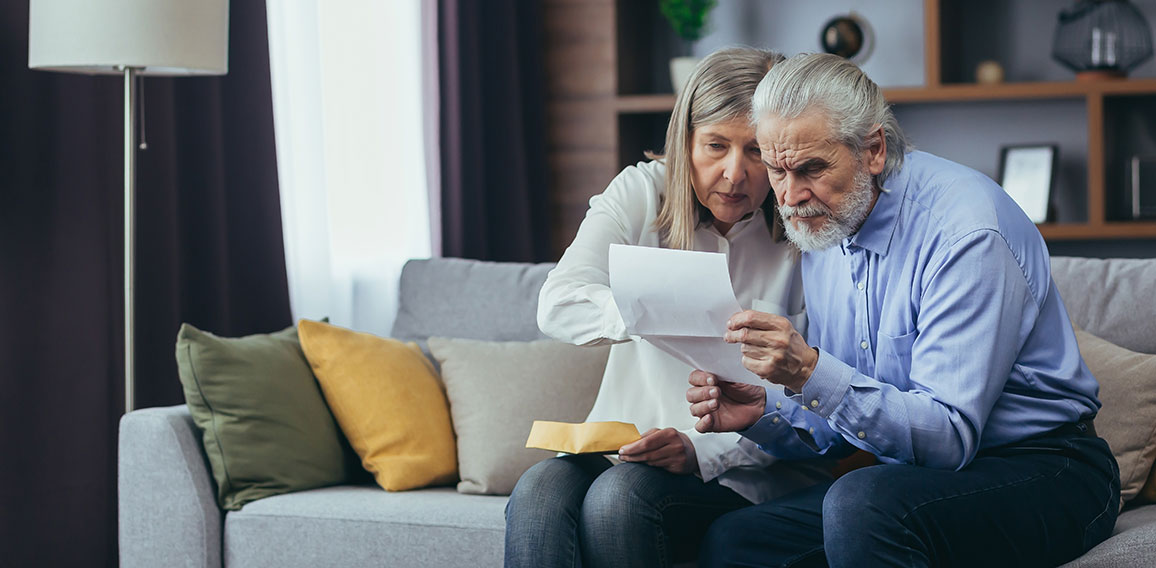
[684,428,775,482]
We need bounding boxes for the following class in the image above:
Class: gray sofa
[119,256,1156,567]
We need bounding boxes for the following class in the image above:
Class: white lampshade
[29,0,229,76]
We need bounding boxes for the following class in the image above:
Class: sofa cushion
[391,258,555,355]
[1052,257,1156,355]
[1060,503,1156,567]
[298,320,458,492]
[175,323,350,510]
[428,337,609,495]
[1075,327,1156,507]
[224,486,506,567]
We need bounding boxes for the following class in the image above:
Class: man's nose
[779,173,811,207]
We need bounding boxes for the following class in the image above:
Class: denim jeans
[699,430,1120,568]
[504,454,751,568]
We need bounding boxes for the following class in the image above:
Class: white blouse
[538,160,816,504]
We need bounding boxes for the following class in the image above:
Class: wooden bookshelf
[543,0,1156,255]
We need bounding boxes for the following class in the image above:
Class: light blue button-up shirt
[742,151,1100,470]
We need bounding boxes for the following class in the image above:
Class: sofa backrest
[1051,256,1156,354]
[391,257,556,354]
[391,255,1155,356]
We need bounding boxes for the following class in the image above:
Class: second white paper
[608,243,765,386]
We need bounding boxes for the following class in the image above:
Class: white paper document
[608,244,764,386]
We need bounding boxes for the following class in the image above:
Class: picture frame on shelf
[1129,156,1156,220]
[998,144,1058,224]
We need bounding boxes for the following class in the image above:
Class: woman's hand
[687,370,767,433]
[617,427,699,475]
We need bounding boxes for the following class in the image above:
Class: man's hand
[687,370,767,433]
[617,427,699,475]
[725,310,818,392]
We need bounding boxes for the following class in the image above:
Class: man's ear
[865,125,886,177]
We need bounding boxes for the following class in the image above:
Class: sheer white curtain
[266,0,432,337]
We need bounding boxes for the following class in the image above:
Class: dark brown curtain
[438,0,552,262]
[0,3,290,566]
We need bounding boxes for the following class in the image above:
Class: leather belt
[1049,417,1097,439]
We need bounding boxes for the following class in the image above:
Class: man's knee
[823,465,926,564]
[823,464,908,525]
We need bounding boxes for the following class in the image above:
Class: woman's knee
[582,463,670,519]
[508,457,598,521]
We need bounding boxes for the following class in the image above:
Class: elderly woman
[504,47,832,568]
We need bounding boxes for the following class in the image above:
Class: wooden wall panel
[543,0,617,258]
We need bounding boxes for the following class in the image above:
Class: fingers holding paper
[724,310,818,393]
[617,427,698,475]
[687,370,766,433]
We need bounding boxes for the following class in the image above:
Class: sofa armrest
[119,405,222,568]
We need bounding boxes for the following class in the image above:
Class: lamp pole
[28,0,229,413]
[123,66,137,413]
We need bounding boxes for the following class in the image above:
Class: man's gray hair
[752,53,910,186]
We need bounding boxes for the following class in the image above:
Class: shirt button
[809,427,816,434]
[857,431,866,439]
[775,401,782,409]
[860,340,869,349]
[772,416,780,424]
[810,399,819,408]
[857,282,865,290]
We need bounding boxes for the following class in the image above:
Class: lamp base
[1075,70,1126,82]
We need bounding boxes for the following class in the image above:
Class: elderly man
[687,53,1120,567]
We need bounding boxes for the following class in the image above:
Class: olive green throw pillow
[175,322,350,510]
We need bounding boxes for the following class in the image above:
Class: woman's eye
[708,143,725,150]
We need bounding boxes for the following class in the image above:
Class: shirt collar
[846,163,909,256]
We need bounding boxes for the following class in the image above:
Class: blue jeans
[505,454,751,568]
[700,429,1120,568]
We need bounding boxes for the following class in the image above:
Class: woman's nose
[723,151,745,184]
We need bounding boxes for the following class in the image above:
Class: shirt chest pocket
[875,329,916,389]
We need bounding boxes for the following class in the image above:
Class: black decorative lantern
[1053,0,1154,80]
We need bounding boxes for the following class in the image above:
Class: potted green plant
[659,0,717,94]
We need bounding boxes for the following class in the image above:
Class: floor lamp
[29,0,229,412]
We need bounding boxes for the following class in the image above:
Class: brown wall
[542,0,619,258]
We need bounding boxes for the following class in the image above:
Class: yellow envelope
[525,420,642,454]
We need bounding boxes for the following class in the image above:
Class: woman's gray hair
[652,46,786,250]
[751,53,910,186]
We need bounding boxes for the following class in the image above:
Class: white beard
[779,169,876,252]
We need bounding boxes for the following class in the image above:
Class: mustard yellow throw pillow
[298,320,457,491]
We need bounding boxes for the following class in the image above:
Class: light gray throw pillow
[427,337,609,495]
[1074,327,1156,508]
